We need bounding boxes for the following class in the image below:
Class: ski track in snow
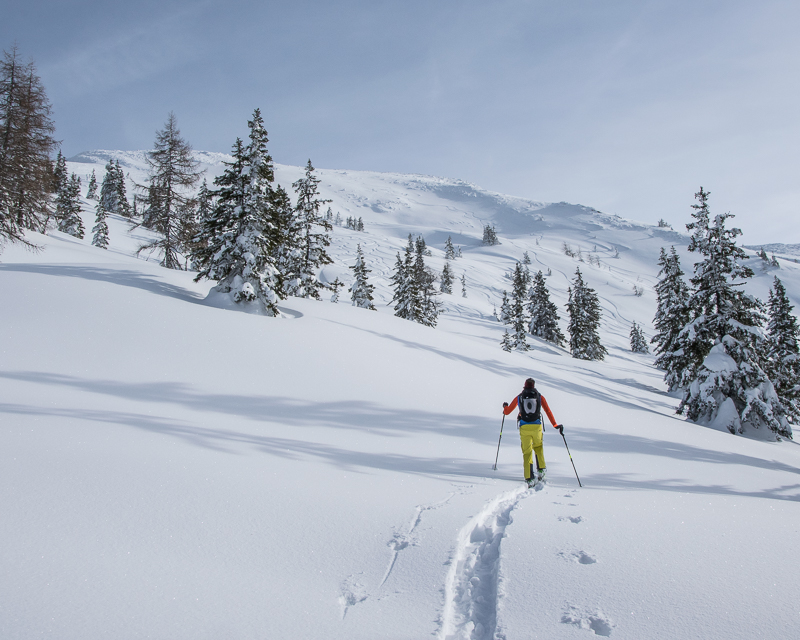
[439,485,529,640]
[378,491,460,589]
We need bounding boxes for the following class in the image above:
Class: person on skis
[503,378,562,487]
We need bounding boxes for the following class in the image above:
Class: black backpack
[517,389,541,423]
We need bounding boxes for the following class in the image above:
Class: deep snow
[1,154,799,639]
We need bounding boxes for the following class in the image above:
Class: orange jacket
[503,393,557,426]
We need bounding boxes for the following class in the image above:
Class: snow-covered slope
[2,154,800,639]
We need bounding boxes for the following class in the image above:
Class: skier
[502,378,562,487]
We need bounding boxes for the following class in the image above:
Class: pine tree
[566,268,607,361]
[57,173,85,238]
[99,160,130,218]
[677,188,789,437]
[52,152,69,229]
[357,217,364,231]
[509,262,530,351]
[444,236,456,260]
[414,235,440,326]
[391,235,438,326]
[528,270,565,346]
[86,169,98,200]
[390,241,418,321]
[329,277,343,303]
[192,110,283,315]
[0,46,58,245]
[91,201,109,249]
[630,321,649,353]
[522,251,531,265]
[113,160,131,217]
[482,224,500,246]
[290,160,333,299]
[349,244,376,310]
[765,277,800,424]
[499,291,511,324]
[501,330,513,352]
[651,246,691,391]
[135,114,201,269]
[440,260,454,294]
[461,272,467,297]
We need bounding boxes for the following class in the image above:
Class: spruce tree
[461,272,467,297]
[349,244,376,310]
[99,160,130,218]
[651,246,692,391]
[136,113,202,269]
[0,46,58,244]
[192,110,282,315]
[414,235,440,326]
[444,236,456,260]
[390,240,419,321]
[91,201,109,249]
[501,330,513,352]
[440,261,454,294]
[499,291,511,324]
[57,173,85,239]
[528,270,565,346]
[482,224,500,246]
[677,188,789,436]
[509,262,530,351]
[86,169,98,200]
[290,160,332,299]
[630,321,649,353]
[566,268,607,361]
[765,277,800,424]
[113,160,131,217]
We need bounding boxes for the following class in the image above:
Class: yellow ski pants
[519,422,545,480]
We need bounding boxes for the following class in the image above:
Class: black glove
[555,424,564,434]
[502,402,509,408]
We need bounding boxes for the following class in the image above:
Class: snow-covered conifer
[291,160,333,299]
[630,321,649,353]
[391,235,438,326]
[91,201,109,249]
[677,188,789,437]
[509,262,530,351]
[86,169,98,200]
[499,291,511,324]
[566,268,607,361]
[329,277,343,303]
[192,109,283,315]
[57,173,85,238]
[461,272,467,297]
[99,160,130,218]
[765,277,800,423]
[528,270,565,346]
[444,236,456,260]
[501,330,513,352]
[482,224,500,246]
[440,261,454,294]
[357,217,364,231]
[349,244,376,310]
[651,246,692,390]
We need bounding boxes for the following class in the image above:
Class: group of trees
[190,110,332,315]
[651,188,797,437]
[390,235,441,326]
[0,46,58,246]
[498,258,602,360]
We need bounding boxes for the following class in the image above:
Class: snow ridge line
[439,486,528,640]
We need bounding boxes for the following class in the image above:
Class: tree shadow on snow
[0,264,204,304]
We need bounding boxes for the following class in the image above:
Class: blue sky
[4,0,799,243]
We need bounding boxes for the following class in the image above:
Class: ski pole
[492,414,506,471]
[557,425,582,488]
